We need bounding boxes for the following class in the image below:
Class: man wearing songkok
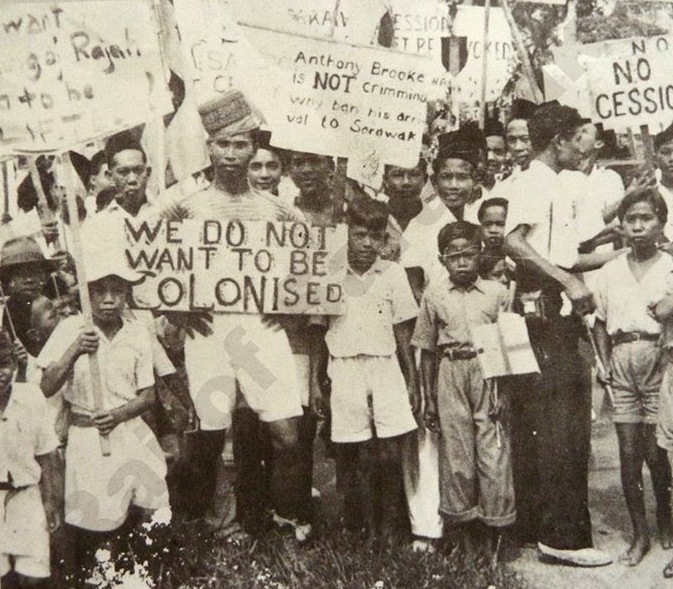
[401,126,485,292]
[168,90,311,541]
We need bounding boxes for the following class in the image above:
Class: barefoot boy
[593,187,673,566]
[412,221,514,555]
[322,196,419,543]
[0,328,61,588]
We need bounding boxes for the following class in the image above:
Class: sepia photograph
[1,0,673,587]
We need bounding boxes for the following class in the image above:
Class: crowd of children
[7,89,673,587]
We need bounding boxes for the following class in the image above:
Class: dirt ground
[506,383,673,589]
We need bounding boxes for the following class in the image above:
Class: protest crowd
[6,1,673,588]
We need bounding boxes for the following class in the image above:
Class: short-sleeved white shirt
[594,251,673,335]
[325,259,418,358]
[561,167,624,243]
[0,383,59,487]
[505,159,580,270]
[37,315,155,416]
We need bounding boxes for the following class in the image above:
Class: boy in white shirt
[594,187,673,566]
[319,196,419,543]
[38,257,169,581]
[0,327,61,589]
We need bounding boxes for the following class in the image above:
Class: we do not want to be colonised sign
[124,218,348,315]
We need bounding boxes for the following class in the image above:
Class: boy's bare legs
[616,422,650,565]
[641,423,673,549]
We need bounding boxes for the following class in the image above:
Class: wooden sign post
[62,152,110,457]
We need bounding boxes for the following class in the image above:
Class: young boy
[412,221,514,555]
[477,198,508,253]
[319,196,419,543]
[37,257,169,580]
[0,328,61,589]
[593,187,673,566]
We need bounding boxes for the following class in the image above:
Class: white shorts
[65,418,170,532]
[328,355,417,443]
[185,314,303,430]
[0,486,50,578]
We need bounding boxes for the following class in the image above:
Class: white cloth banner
[0,0,172,155]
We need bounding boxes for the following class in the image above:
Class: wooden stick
[61,151,110,456]
[500,0,544,103]
[640,124,655,170]
[0,283,26,383]
[583,315,615,405]
[27,158,62,253]
[479,0,492,130]
[1,160,11,223]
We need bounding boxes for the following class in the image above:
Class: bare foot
[657,510,673,549]
[619,536,650,566]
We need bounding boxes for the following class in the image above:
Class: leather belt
[611,332,659,346]
[0,481,27,491]
[438,345,478,361]
[70,413,96,427]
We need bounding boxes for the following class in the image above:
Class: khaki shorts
[0,486,49,578]
[611,340,664,424]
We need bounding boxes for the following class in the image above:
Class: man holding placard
[173,90,314,542]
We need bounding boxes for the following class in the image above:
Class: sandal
[663,558,673,579]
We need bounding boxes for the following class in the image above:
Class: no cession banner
[583,35,673,129]
[125,218,347,315]
[0,0,172,155]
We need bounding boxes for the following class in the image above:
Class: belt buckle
[633,333,643,342]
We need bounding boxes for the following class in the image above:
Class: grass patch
[151,516,528,589]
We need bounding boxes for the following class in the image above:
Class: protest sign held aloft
[0,0,172,155]
[583,35,673,129]
[236,24,434,171]
[382,1,515,102]
[125,218,347,315]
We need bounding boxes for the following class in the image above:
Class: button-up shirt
[505,159,580,272]
[325,258,418,358]
[594,251,673,336]
[0,383,59,487]
[412,277,509,351]
[37,315,155,416]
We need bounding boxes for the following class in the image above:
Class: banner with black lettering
[0,0,172,155]
[235,24,435,171]
[125,218,347,315]
[582,35,673,129]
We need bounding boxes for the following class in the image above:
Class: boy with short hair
[38,256,169,578]
[593,187,673,566]
[320,196,419,543]
[477,198,508,253]
[412,221,514,554]
[0,328,61,589]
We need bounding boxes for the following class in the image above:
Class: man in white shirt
[400,127,485,293]
[504,102,618,567]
